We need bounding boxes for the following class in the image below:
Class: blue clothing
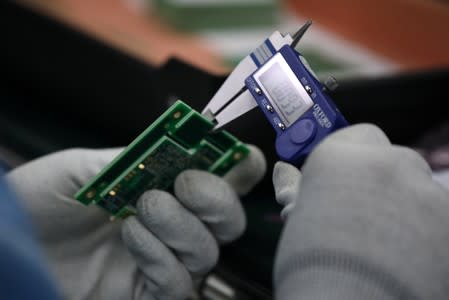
[0,170,60,300]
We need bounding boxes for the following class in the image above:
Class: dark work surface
[2,1,449,297]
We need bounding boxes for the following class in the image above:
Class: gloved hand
[273,124,449,300]
[5,145,265,300]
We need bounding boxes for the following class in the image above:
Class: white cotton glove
[5,145,266,300]
[272,124,449,300]
[272,161,301,220]
[272,123,401,220]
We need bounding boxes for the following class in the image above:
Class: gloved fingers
[302,124,392,182]
[8,148,123,195]
[174,170,246,244]
[136,190,219,276]
[122,217,193,300]
[316,125,431,179]
[223,144,267,196]
[280,202,295,220]
[4,148,126,235]
[273,161,302,206]
[273,161,302,220]
[391,146,432,178]
[61,148,123,188]
[321,123,391,147]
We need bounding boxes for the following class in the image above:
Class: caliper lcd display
[255,53,313,127]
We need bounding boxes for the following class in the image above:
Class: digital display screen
[255,54,313,127]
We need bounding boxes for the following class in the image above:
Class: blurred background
[1,0,449,298]
[13,0,449,77]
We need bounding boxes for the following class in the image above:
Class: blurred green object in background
[152,0,279,31]
[223,48,347,74]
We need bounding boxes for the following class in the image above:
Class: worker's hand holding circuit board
[75,100,250,218]
[8,102,263,299]
[76,20,349,218]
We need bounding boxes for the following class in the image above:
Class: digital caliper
[202,20,348,165]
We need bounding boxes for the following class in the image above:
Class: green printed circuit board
[75,100,249,218]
